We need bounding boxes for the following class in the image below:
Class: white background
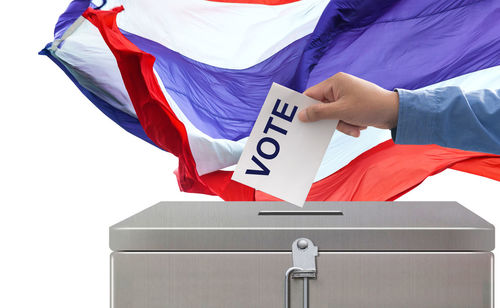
[0,1,499,307]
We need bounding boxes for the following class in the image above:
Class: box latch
[285,238,318,308]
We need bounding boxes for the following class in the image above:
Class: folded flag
[40,0,500,201]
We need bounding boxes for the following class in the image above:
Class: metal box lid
[110,201,494,252]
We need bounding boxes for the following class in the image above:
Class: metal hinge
[285,238,318,308]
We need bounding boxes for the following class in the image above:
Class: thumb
[298,100,344,122]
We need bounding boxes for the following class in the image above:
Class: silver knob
[297,239,308,249]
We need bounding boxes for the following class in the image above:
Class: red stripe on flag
[451,157,500,180]
[83,7,254,200]
[256,140,500,201]
[82,7,499,202]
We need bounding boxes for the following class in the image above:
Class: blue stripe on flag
[121,29,312,141]
[54,0,92,40]
[296,0,500,91]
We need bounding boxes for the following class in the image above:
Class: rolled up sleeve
[392,86,500,155]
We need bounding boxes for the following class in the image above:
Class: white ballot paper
[232,83,338,207]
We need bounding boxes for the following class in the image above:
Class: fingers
[298,99,344,122]
[303,78,337,103]
[301,73,346,122]
[336,121,364,137]
[298,103,364,137]
[298,104,327,122]
[303,81,328,102]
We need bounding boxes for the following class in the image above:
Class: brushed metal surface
[110,201,494,251]
[111,252,493,308]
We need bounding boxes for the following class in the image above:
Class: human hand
[298,72,399,137]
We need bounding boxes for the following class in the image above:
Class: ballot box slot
[259,210,343,216]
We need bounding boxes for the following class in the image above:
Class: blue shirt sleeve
[392,86,500,155]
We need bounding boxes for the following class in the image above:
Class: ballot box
[110,201,494,308]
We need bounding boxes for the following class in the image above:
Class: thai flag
[40,0,500,201]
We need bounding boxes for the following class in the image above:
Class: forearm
[393,86,500,155]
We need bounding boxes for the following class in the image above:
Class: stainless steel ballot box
[110,201,494,308]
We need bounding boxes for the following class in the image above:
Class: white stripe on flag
[53,19,136,117]
[153,69,247,175]
[103,0,330,69]
[49,11,500,179]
